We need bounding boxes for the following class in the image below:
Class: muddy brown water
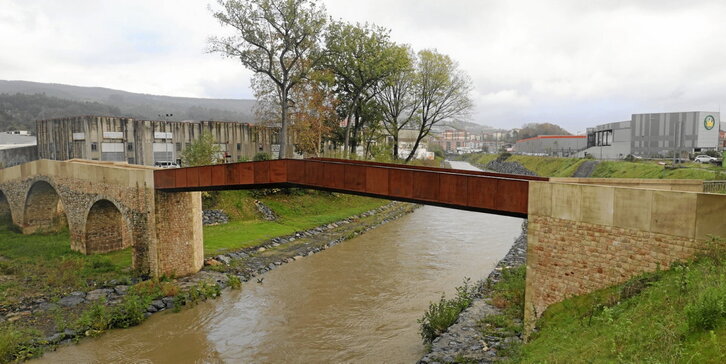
[35,162,522,364]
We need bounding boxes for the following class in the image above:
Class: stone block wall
[152,191,203,277]
[525,181,726,333]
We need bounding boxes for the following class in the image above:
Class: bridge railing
[154,159,539,217]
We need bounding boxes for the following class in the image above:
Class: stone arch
[0,189,11,227]
[85,199,131,254]
[23,180,67,234]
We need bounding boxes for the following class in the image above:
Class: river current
[35,161,522,364]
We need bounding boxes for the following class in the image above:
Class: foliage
[489,265,526,318]
[324,21,410,155]
[227,274,242,289]
[0,325,42,363]
[513,122,572,141]
[374,46,418,160]
[685,284,726,331]
[209,0,328,158]
[290,71,339,156]
[418,278,475,343]
[180,131,221,167]
[252,152,271,161]
[172,282,222,311]
[520,248,726,363]
[404,49,473,162]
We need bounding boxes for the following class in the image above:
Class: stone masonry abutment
[524,181,726,334]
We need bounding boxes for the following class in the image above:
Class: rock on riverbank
[419,221,528,364]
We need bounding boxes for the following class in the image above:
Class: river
[35,161,522,364]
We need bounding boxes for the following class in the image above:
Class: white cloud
[1,0,725,131]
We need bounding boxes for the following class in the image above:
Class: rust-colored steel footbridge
[153,158,547,218]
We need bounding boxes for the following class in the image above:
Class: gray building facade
[581,111,721,159]
[37,116,294,166]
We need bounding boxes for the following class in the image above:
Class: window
[236,143,241,151]
[91,142,98,151]
[176,142,182,152]
[127,157,135,164]
[127,143,134,151]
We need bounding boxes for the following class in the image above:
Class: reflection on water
[36,164,522,364]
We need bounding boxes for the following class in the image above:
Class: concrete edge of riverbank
[418,220,528,364]
[27,201,420,357]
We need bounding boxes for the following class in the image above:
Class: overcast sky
[1,0,725,132]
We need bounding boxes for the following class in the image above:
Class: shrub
[253,152,271,161]
[685,285,726,331]
[109,294,149,329]
[0,326,42,363]
[227,274,242,289]
[419,278,474,343]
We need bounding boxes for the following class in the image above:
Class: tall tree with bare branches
[209,0,327,158]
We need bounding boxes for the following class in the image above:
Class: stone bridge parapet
[0,159,202,277]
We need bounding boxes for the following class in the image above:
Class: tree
[290,71,339,156]
[516,123,571,141]
[405,50,473,162]
[375,47,418,160]
[209,0,327,158]
[324,21,409,156]
[181,132,222,166]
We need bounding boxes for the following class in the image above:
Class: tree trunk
[392,130,399,160]
[279,89,288,159]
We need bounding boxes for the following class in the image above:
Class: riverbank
[0,195,415,362]
[418,221,528,363]
[462,152,725,179]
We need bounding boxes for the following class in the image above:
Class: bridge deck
[153,159,547,218]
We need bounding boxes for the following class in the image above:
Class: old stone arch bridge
[1,158,724,329]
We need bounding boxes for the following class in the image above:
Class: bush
[0,326,41,363]
[253,152,271,161]
[419,278,474,343]
[685,285,726,331]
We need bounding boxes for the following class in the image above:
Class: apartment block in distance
[36,116,294,166]
[513,135,587,157]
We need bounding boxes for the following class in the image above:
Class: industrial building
[513,135,587,156]
[36,116,294,166]
[579,111,721,159]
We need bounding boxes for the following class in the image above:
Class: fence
[704,180,726,194]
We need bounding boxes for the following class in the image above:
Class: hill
[0,80,257,130]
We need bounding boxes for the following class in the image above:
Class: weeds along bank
[0,189,412,363]
[463,152,725,179]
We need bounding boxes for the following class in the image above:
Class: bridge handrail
[307,157,548,182]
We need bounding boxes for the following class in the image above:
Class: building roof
[516,135,586,143]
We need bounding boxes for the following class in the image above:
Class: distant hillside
[0,93,124,132]
[437,120,496,133]
[0,80,256,129]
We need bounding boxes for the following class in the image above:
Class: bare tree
[376,47,418,160]
[209,0,327,158]
[405,50,473,162]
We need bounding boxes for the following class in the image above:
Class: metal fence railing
[704,180,726,194]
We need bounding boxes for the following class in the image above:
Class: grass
[418,278,476,344]
[203,190,387,255]
[464,152,725,180]
[0,226,132,305]
[518,239,726,363]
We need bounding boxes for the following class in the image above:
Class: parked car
[693,155,717,163]
[154,161,179,168]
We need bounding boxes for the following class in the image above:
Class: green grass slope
[519,242,726,363]
[203,190,387,255]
